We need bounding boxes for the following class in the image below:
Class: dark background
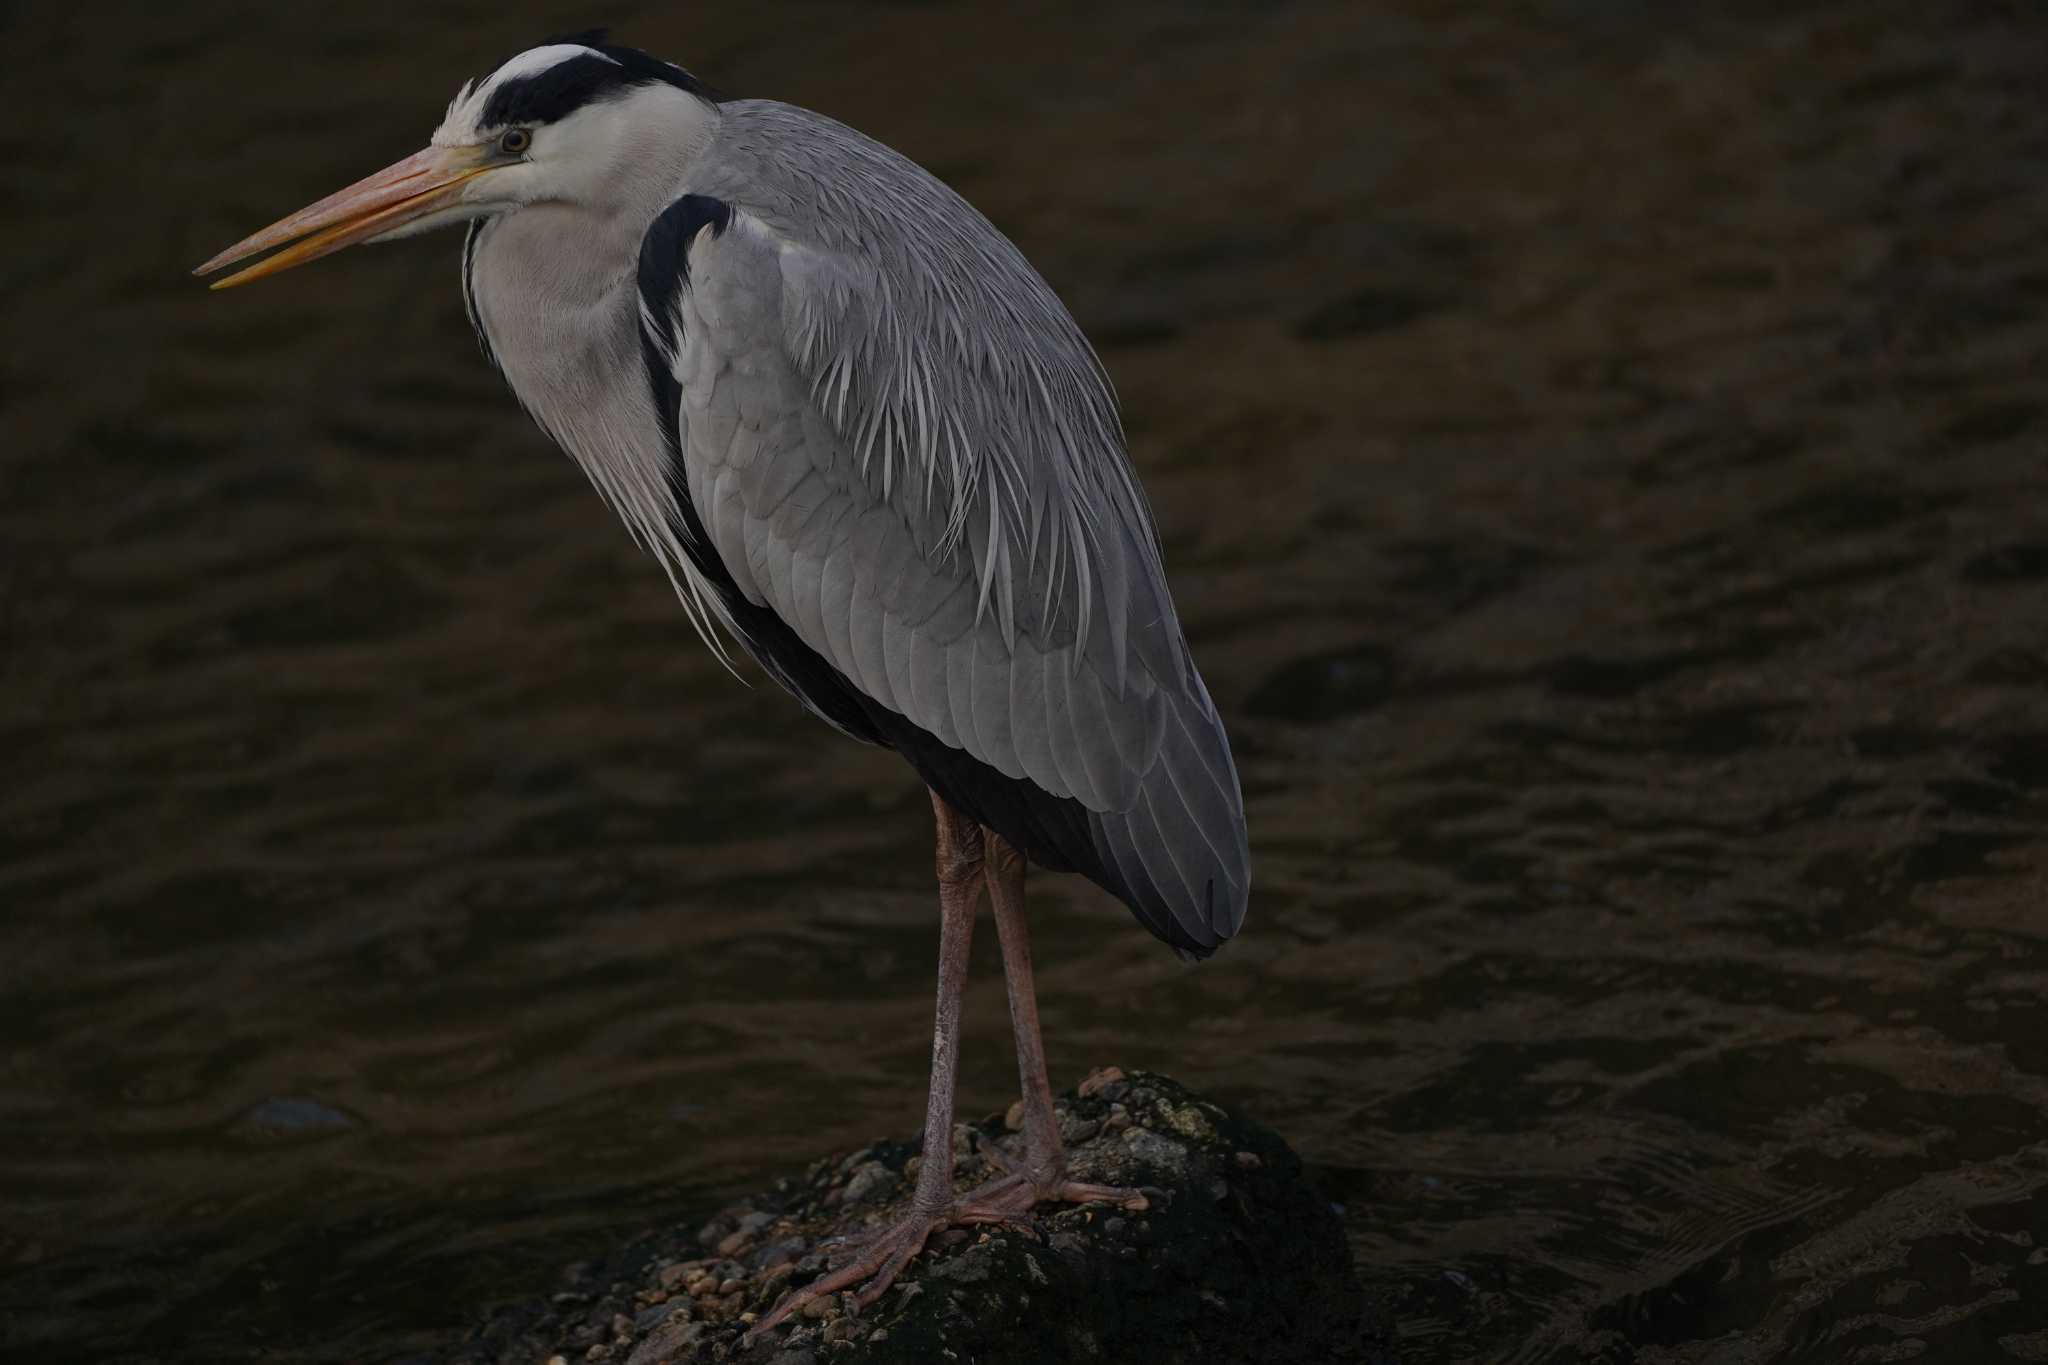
[4,1,2047,1361]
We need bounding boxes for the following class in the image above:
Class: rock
[429,1071,1394,1365]
[840,1160,897,1206]
[622,1311,702,1365]
[1058,1113,1100,1145]
[1157,1096,1221,1143]
[751,1237,805,1271]
[1119,1125,1192,1178]
[634,1302,687,1332]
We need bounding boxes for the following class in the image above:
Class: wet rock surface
[432,1071,1391,1365]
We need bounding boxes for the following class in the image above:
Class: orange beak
[194,144,493,290]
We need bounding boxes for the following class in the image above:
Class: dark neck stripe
[460,220,499,373]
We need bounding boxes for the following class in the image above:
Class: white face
[414,45,702,225]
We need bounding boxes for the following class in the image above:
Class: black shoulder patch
[636,195,734,474]
[635,195,734,358]
[478,40,719,129]
[626,195,886,749]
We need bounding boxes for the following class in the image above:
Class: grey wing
[651,203,1248,953]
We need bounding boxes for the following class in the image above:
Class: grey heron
[196,34,1250,1330]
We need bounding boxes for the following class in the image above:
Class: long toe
[1049,1178,1152,1210]
[971,1132,1152,1213]
[955,1166,1153,1227]
[747,1212,940,1339]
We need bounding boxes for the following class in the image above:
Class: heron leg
[962,832,1153,1213]
[986,834,1065,1182]
[749,791,985,1337]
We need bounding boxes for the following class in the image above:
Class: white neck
[463,86,735,656]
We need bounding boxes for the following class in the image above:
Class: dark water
[5,2,2047,1361]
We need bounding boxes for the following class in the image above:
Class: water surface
[4,2,2047,1361]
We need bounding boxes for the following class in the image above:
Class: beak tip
[190,145,486,294]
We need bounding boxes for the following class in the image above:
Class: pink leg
[964,833,1151,1212]
[750,792,984,1335]
[749,812,1144,1342]
[987,834,1065,1183]
[905,791,984,1214]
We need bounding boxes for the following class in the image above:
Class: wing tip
[1087,806,1250,961]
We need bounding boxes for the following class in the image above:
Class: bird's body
[459,65,1247,953]
[198,34,1249,1331]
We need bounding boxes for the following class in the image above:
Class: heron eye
[498,128,531,156]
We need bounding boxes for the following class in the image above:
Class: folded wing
[639,185,1249,955]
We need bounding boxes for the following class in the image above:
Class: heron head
[195,35,716,289]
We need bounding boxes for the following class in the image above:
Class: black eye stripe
[471,42,718,129]
[480,55,624,127]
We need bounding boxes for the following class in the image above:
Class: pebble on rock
[841,1160,898,1205]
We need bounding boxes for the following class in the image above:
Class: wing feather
[880,607,914,719]
[816,530,857,675]
[1004,632,1059,796]
[944,634,981,757]
[967,633,1015,780]
[1061,651,1132,810]
[1044,654,1098,809]
[906,625,957,749]
[847,514,896,706]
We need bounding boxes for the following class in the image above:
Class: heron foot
[968,1131,1155,1214]
[745,1208,945,1340]
[746,1163,1151,1341]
